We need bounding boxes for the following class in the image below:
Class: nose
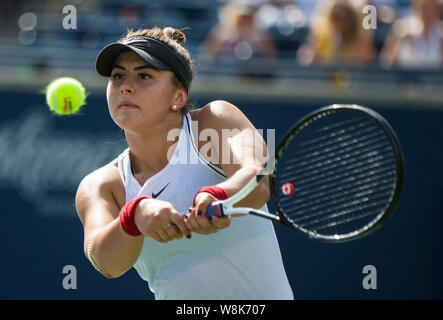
[121,78,135,94]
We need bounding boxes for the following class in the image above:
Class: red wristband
[193,185,228,206]
[119,196,151,236]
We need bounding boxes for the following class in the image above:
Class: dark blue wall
[0,89,442,299]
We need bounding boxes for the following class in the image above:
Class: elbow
[102,272,123,279]
[101,272,114,279]
[90,266,124,279]
[85,242,135,280]
[100,263,130,279]
[86,255,127,279]
[99,266,126,279]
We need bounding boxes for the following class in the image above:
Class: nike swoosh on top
[152,183,169,198]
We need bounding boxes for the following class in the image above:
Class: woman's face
[106,51,180,132]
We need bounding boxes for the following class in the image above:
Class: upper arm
[75,164,124,254]
[195,100,269,177]
[193,101,270,207]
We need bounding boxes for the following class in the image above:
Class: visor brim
[95,42,171,76]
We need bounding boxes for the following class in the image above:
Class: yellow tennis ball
[45,77,86,115]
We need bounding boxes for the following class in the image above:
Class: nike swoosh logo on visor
[152,183,169,199]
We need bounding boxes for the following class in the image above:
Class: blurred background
[0,0,442,299]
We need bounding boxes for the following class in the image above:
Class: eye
[138,73,151,80]
[110,72,124,80]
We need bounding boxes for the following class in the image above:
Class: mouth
[119,101,139,109]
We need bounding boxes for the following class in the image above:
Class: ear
[172,87,188,109]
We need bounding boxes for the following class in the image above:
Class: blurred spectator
[255,0,310,59]
[200,1,276,62]
[370,2,397,55]
[297,0,375,66]
[380,0,443,69]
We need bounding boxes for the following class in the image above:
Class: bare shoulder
[77,159,123,196]
[75,159,125,223]
[190,100,253,131]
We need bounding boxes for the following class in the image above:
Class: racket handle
[205,202,225,220]
[181,203,225,221]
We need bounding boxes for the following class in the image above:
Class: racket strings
[281,145,394,185]
[295,116,364,146]
[275,112,398,239]
[280,136,395,198]
[311,204,387,231]
[313,115,362,133]
[286,134,388,175]
[292,188,393,226]
[283,126,389,174]
[284,156,396,203]
[292,119,382,159]
[282,173,395,216]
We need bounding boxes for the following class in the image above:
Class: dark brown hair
[119,27,195,114]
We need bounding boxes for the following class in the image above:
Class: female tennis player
[75,27,293,300]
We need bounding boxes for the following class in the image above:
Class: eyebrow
[111,64,155,71]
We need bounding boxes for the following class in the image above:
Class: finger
[211,215,231,229]
[184,213,194,232]
[156,228,173,243]
[145,231,163,243]
[195,213,213,230]
[165,223,182,239]
[173,224,185,239]
[194,203,214,230]
[191,211,220,235]
[187,208,213,233]
[187,212,204,231]
[170,211,191,238]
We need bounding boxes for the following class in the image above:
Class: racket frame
[270,104,404,242]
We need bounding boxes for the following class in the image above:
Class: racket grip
[205,202,225,220]
[181,202,225,221]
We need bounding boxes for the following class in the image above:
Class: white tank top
[117,113,294,300]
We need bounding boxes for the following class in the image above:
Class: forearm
[87,218,144,278]
[216,165,270,209]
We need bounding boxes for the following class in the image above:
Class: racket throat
[248,210,281,223]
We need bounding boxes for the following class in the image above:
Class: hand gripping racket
[205,104,404,243]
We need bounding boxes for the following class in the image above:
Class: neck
[126,113,183,176]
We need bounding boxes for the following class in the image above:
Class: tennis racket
[204,104,404,243]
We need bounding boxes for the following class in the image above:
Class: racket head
[271,104,404,242]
